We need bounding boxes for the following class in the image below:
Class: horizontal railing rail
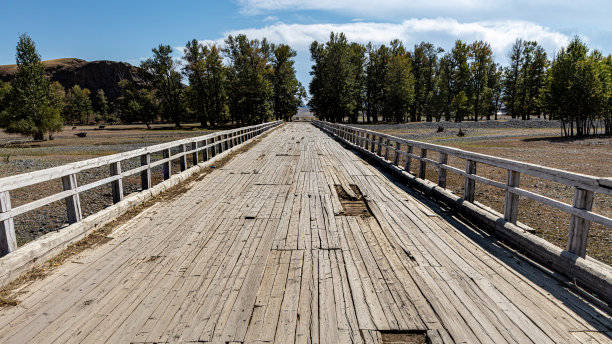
[313,120,612,259]
[0,121,282,256]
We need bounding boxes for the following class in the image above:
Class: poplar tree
[140,45,185,127]
[271,44,305,121]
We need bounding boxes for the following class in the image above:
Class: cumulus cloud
[217,19,569,59]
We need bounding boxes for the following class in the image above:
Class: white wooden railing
[314,121,612,258]
[0,121,282,256]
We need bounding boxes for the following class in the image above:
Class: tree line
[308,33,611,136]
[0,33,305,140]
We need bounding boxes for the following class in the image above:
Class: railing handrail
[0,120,282,256]
[313,120,611,259]
[326,122,612,195]
[0,121,281,192]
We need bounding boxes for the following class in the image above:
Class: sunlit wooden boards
[0,123,609,343]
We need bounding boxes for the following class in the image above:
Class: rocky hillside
[0,58,145,102]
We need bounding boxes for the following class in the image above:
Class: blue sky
[1,0,610,89]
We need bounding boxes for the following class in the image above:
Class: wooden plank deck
[0,122,610,343]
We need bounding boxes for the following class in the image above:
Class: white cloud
[263,15,279,22]
[218,19,569,59]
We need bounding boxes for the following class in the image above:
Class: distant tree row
[118,34,306,128]
[309,33,611,136]
[0,33,305,140]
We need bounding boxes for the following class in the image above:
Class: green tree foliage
[364,43,389,123]
[308,32,364,123]
[117,79,159,128]
[183,39,209,126]
[140,45,185,127]
[93,89,114,123]
[64,85,93,125]
[545,37,608,136]
[410,42,443,122]
[382,40,414,122]
[224,34,274,125]
[502,39,549,120]
[469,40,493,121]
[0,34,63,140]
[271,44,306,121]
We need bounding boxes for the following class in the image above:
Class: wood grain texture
[0,123,609,343]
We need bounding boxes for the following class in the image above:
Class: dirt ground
[370,123,612,265]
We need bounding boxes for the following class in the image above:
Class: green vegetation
[308,34,610,137]
[0,34,63,140]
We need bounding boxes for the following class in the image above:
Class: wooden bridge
[0,122,610,343]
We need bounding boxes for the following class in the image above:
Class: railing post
[192,142,199,166]
[418,149,428,179]
[179,144,187,171]
[203,139,209,161]
[365,133,370,150]
[464,160,476,202]
[384,139,390,161]
[140,153,151,190]
[376,136,383,156]
[438,152,448,188]
[212,136,218,157]
[163,148,171,180]
[393,141,401,166]
[404,145,413,173]
[0,191,17,256]
[110,162,123,204]
[567,188,595,257]
[62,174,82,224]
[504,170,520,224]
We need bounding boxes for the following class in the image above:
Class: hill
[0,58,145,102]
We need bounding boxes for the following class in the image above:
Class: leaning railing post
[464,160,476,202]
[567,188,595,257]
[62,173,82,224]
[504,170,520,224]
[110,161,123,204]
[0,191,17,256]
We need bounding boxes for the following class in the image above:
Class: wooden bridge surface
[0,123,610,343]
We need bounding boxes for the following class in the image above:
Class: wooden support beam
[438,152,448,188]
[140,153,151,190]
[365,133,370,150]
[404,145,413,173]
[0,191,17,256]
[376,136,383,156]
[567,188,595,257]
[62,174,82,224]
[464,160,476,203]
[163,148,171,180]
[504,170,520,224]
[109,162,123,204]
[192,142,199,166]
[418,149,428,179]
